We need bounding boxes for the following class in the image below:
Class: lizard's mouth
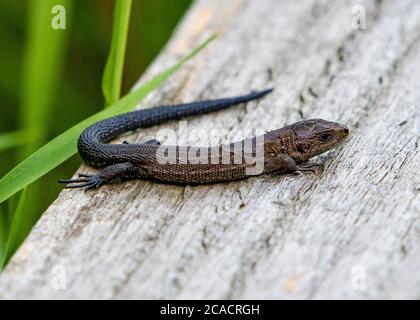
[337,123,349,138]
[341,125,349,136]
[334,124,350,145]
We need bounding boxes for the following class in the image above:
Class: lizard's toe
[59,174,105,190]
[297,163,321,174]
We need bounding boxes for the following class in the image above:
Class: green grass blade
[0,131,30,152]
[0,35,216,205]
[19,0,73,158]
[0,203,6,267]
[0,189,27,269]
[102,0,132,106]
[16,0,74,248]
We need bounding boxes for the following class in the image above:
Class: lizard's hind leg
[59,162,139,190]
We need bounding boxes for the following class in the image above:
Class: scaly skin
[59,89,349,189]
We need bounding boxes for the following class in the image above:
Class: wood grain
[0,0,419,299]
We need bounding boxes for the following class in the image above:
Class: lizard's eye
[319,132,333,143]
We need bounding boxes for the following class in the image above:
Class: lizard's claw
[297,163,321,174]
[58,173,105,190]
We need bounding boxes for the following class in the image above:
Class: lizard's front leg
[265,154,319,174]
[59,162,142,190]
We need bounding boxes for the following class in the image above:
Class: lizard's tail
[77,88,273,166]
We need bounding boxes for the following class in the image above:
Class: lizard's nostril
[340,125,349,134]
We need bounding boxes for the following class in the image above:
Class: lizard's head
[291,118,349,161]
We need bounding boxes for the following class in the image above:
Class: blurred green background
[0,0,192,266]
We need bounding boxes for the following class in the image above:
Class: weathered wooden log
[1,0,419,299]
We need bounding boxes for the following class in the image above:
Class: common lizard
[59,88,349,189]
